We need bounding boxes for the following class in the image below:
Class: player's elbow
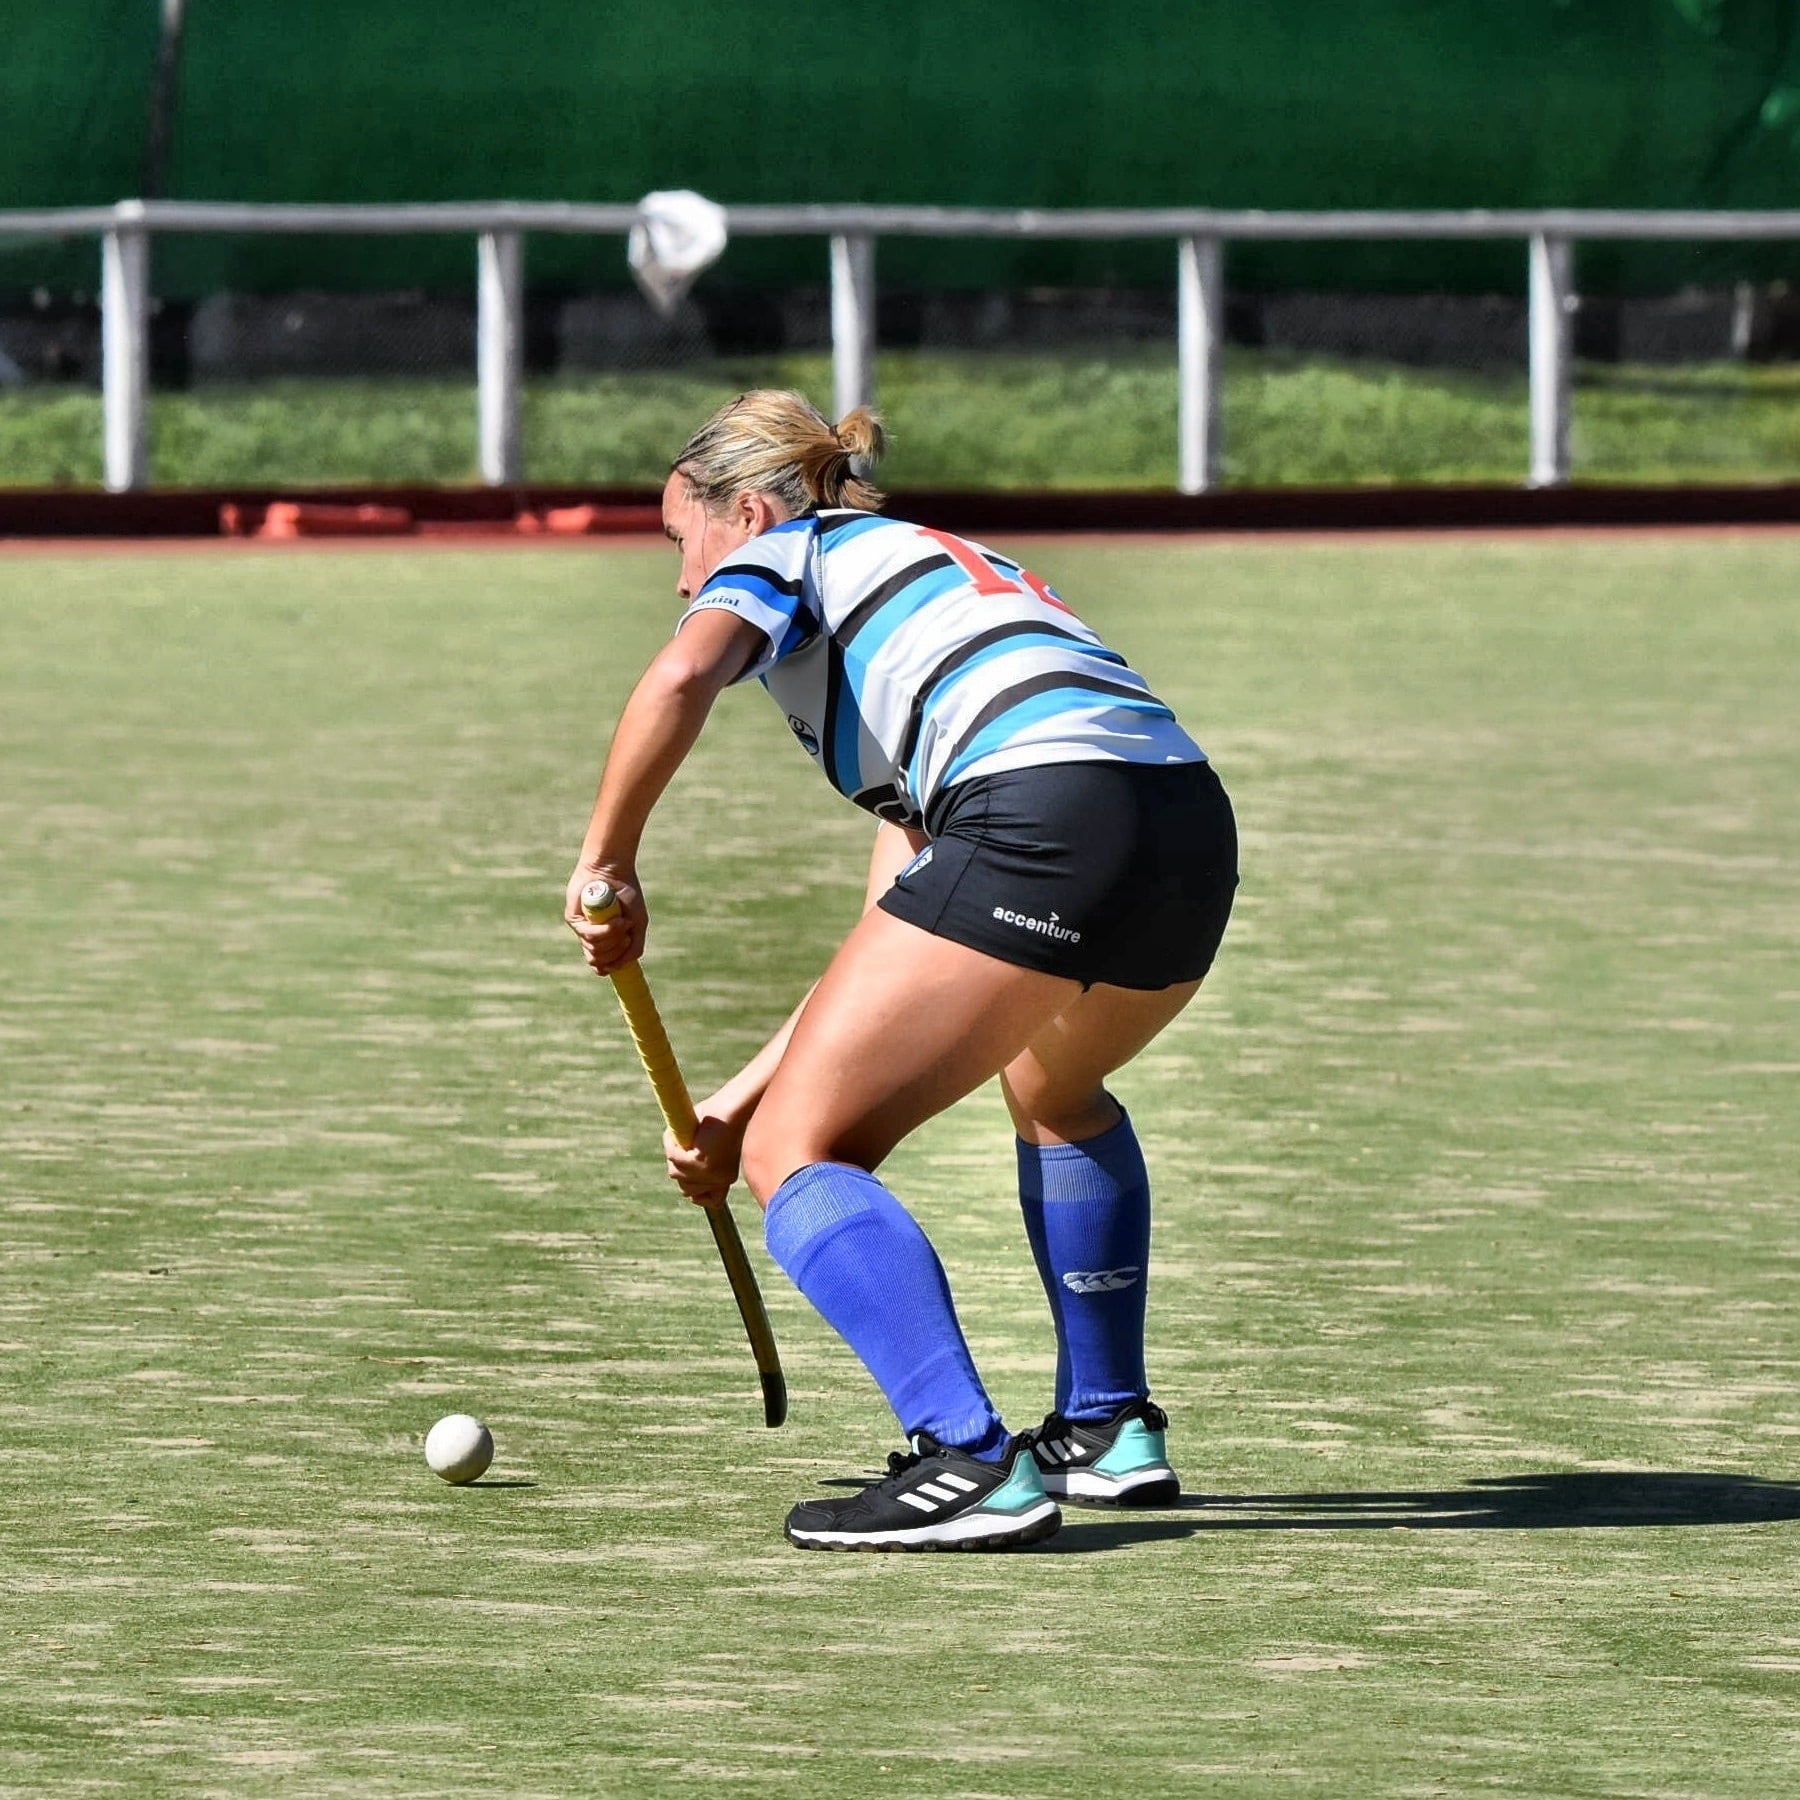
[656,619,759,696]
[645,640,738,709]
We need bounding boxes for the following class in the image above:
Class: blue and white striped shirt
[679,510,1204,828]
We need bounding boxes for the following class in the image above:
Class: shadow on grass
[1042,1473,1800,1554]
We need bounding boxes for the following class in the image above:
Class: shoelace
[881,1446,926,1481]
[877,1429,1021,1488]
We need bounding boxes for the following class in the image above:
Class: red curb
[4,482,1800,539]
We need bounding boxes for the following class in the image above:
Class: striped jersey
[678,509,1204,828]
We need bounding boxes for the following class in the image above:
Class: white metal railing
[4,198,1800,494]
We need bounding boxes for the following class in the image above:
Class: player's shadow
[1042,1472,1800,1554]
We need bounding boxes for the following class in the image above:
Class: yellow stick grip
[607,960,700,1148]
[580,883,695,1140]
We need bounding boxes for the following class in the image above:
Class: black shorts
[877,759,1238,991]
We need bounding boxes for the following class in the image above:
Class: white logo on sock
[1061,1266,1141,1294]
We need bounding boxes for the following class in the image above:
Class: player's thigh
[1001,978,1203,1143]
[742,905,1079,1201]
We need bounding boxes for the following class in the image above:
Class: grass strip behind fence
[3,350,1800,488]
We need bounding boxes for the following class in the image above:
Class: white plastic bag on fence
[628,190,729,316]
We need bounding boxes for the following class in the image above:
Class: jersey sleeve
[676,526,817,685]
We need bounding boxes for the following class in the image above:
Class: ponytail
[673,390,887,516]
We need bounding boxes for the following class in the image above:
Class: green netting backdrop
[4,0,1800,296]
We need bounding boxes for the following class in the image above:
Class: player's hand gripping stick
[579,880,787,1428]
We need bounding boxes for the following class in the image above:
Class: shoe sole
[786,1499,1062,1553]
[1041,1469,1181,1508]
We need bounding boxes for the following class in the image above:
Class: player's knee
[741,1112,809,1208]
[1003,1064,1111,1140]
[743,1110,870,1206]
[1007,1079,1122,1145]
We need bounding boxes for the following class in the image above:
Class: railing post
[102,206,151,492]
[830,232,876,421]
[1177,234,1224,494]
[1528,231,1574,488]
[477,228,523,486]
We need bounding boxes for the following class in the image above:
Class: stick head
[580,879,620,924]
[761,1370,788,1429]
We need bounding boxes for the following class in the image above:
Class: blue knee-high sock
[1017,1107,1151,1421]
[765,1161,1010,1459]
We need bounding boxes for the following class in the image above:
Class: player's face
[661,472,755,603]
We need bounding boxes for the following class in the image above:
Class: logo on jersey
[786,714,820,756]
[1062,1267,1140,1294]
[992,905,1082,944]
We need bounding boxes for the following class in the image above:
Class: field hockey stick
[579,880,787,1429]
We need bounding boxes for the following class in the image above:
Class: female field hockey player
[567,391,1237,1552]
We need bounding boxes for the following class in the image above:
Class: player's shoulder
[814,506,909,548]
[821,508,1012,566]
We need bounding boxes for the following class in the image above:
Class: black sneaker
[1028,1400,1180,1507]
[784,1432,1061,1553]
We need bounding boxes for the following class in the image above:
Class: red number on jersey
[914,526,1078,617]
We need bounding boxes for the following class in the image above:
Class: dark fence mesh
[161,235,483,487]
[1569,282,1800,482]
[0,234,108,487]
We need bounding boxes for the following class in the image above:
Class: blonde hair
[672,389,886,516]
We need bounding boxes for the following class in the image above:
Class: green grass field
[4,350,1800,487]
[2,533,1797,1795]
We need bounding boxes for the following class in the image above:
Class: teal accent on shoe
[981,1453,1052,1516]
[1094,1419,1168,1478]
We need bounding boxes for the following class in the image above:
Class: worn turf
[1,536,1796,1795]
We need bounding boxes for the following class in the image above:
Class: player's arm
[566,607,764,972]
[665,821,932,1202]
[666,996,810,1202]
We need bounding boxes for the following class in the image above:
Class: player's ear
[737,489,783,536]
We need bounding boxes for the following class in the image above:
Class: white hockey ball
[425,1413,495,1485]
